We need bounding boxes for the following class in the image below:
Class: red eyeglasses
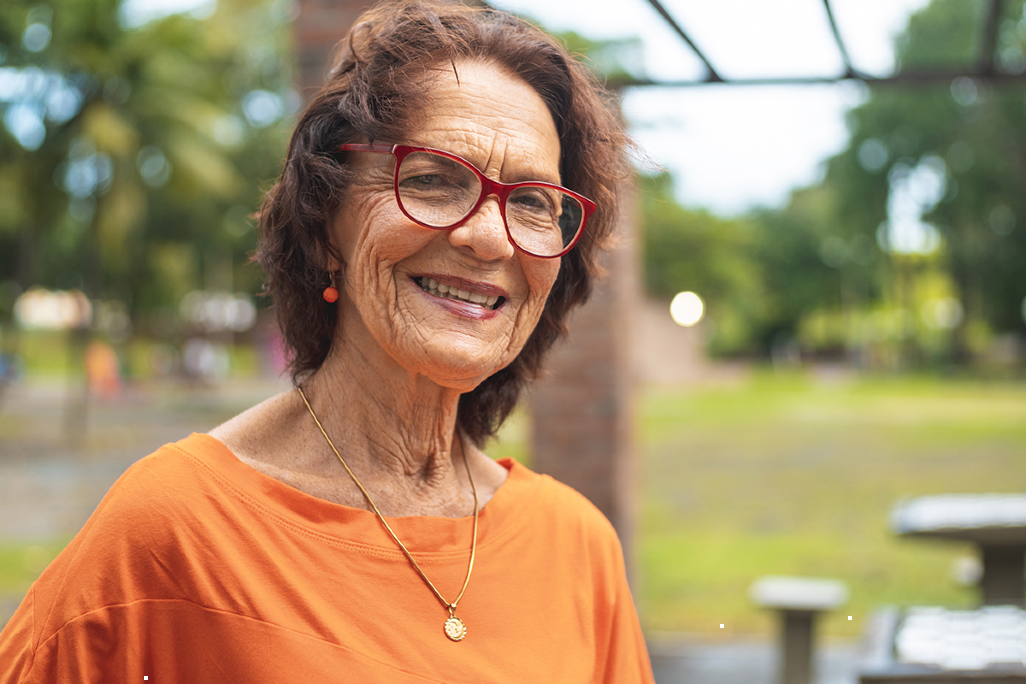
[338,143,595,258]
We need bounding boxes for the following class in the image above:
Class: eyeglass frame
[337,143,596,259]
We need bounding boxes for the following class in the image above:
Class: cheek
[514,258,561,336]
[337,201,424,283]
[527,259,561,306]
[330,173,408,254]
[334,197,386,262]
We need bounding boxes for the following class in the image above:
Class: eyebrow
[513,168,562,186]
[405,141,563,186]
[493,158,562,187]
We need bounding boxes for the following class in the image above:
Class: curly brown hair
[256,0,629,446]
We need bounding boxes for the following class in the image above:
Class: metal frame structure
[619,0,1026,87]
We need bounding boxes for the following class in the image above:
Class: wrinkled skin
[211,60,562,517]
[330,59,561,393]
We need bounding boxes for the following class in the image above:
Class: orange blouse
[0,434,654,683]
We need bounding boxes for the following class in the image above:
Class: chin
[411,345,511,392]
[429,361,502,392]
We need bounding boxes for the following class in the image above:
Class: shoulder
[45,433,233,565]
[16,435,234,648]
[504,460,623,554]
[86,433,231,527]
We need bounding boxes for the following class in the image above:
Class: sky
[491,0,932,216]
[117,0,932,217]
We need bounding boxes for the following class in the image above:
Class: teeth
[417,278,501,309]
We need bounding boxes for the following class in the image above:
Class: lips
[412,276,506,310]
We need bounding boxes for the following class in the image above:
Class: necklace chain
[296,386,479,639]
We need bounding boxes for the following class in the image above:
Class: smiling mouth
[413,277,504,310]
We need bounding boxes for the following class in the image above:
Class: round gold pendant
[444,615,466,641]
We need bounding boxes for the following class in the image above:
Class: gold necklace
[297,386,479,642]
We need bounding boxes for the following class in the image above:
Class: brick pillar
[294,0,375,99]
[530,187,639,574]
[295,0,484,99]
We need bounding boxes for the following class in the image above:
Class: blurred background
[1,0,1025,681]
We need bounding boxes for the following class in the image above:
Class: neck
[301,323,469,510]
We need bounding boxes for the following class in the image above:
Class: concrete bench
[750,576,849,684]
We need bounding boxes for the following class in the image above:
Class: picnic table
[859,494,1026,683]
[891,494,1026,606]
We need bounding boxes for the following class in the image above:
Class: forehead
[404,60,562,184]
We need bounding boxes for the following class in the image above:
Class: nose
[447,195,515,261]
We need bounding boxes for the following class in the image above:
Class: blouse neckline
[177,433,542,557]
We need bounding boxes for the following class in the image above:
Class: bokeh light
[179,291,257,333]
[877,156,947,255]
[920,298,963,330]
[670,291,705,327]
[13,288,92,330]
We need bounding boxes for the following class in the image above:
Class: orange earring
[322,271,339,303]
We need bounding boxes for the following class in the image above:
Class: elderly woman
[0,1,653,682]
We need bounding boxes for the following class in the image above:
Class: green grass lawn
[2,371,1024,640]
[637,371,1026,638]
[0,540,68,600]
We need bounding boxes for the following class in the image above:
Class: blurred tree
[639,172,768,355]
[557,30,645,87]
[552,22,868,358]
[823,0,1026,361]
[0,0,292,341]
[552,27,774,355]
[640,172,866,359]
[748,183,873,358]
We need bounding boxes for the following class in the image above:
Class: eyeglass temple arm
[338,143,396,154]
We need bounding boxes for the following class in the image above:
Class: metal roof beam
[613,68,1026,88]
[821,0,857,79]
[643,0,723,82]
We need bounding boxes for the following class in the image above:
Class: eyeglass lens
[396,150,583,257]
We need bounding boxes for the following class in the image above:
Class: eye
[511,187,556,212]
[398,152,476,192]
[404,174,447,187]
[399,171,469,194]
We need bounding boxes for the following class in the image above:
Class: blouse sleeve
[592,535,656,684]
[0,586,38,683]
[0,448,182,684]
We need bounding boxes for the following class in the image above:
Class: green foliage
[639,171,858,356]
[640,172,768,355]
[642,174,756,301]
[749,185,873,353]
[639,0,1026,364]
[895,0,983,71]
[824,0,1026,354]
[0,0,290,335]
[555,30,645,85]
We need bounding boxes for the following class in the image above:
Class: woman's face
[330,60,563,392]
